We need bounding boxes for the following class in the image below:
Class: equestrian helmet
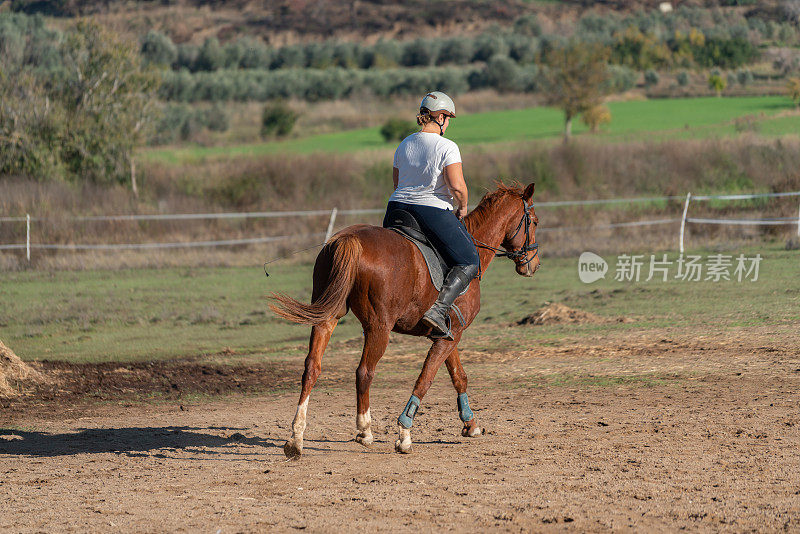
[420,91,456,118]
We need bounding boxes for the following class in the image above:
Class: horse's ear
[523,182,535,200]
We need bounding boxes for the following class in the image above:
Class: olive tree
[0,19,159,193]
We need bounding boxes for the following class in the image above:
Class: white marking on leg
[292,396,310,442]
[355,408,373,446]
[394,425,412,454]
[284,396,310,459]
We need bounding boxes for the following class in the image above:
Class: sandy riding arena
[1,326,798,532]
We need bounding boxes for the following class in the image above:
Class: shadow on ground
[0,426,282,458]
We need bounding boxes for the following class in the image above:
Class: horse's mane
[464,182,524,233]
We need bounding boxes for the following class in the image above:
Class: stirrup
[427,314,453,340]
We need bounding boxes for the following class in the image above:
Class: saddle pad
[390,228,446,290]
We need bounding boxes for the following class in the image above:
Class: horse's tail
[269,233,362,325]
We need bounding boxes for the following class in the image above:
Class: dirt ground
[2,326,799,533]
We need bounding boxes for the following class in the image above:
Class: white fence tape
[0,234,325,252]
[538,218,680,233]
[2,190,799,258]
[686,217,800,226]
[692,191,800,201]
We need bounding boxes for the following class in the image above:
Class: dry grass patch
[0,340,49,398]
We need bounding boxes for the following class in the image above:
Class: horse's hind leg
[354,327,389,447]
[445,349,483,438]
[283,318,338,459]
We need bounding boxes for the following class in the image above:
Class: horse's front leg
[284,318,337,459]
[445,348,483,437]
[354,327,389,447]
[395,338,458,454]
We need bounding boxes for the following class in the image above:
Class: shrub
[518,64,543,93]
[203,103,230,132]
[513,14,543,37]
[402,38,438,67]
[472,33,509,62]
[437,37,474,65]
[239,38,273,69]
[604,65,636,93]
[150,104,188,145]
[223,41,244,69]
[736,68,753,87]
[485,54,520,92]
[380,118,417,143]
[788,77,800,108]
[581,104,612,133]
[365,39,401,68]
[429,67,471,95]
[192,70,236,101]
[273,45,305,69]
[708,72,727,96]
[677,70,690,86]
[261,101,298,138]
[507,34,538,64]
[644,69,660,87]
[332,42,359,68]
[175,43,198,71]
[158,69,194,101]
[140,30,177,67]
[305,42,334,68]
[196,37,225,72]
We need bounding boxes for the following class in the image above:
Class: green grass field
[143,96,800,164]
[2,245,797,364]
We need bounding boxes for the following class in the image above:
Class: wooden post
[796,200,800,237]
[130,157,138,199]
[26,213,30,262]
[325,208,338,243]
[679,192,691,254]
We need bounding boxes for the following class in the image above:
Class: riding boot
[422,264,480,340]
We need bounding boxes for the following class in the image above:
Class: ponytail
[416,107,433,126]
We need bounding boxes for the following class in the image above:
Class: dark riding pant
[383,201,480,270]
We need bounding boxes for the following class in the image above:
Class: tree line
[138,7,790,75]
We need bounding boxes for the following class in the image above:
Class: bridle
[473,199,539,268]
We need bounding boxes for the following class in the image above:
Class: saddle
[384,210,466,329]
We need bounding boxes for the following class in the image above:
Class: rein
[473,199,539,268]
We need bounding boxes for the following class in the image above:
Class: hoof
[355,432,374,447]
[283,439,302,459]
[462,421,484,438]
[394,439,412,454]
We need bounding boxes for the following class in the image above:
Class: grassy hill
[143,96,800,164]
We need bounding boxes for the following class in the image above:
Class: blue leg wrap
[398,395,420,429]
[457,392,474,423]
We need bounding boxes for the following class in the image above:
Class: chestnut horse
[270,182,539,457]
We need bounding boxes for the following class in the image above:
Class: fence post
[26,213,30,262]
[324,207,338,243]
[797,200,800,237]
[679,192,691,254]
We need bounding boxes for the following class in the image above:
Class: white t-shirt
[389,132,462,210]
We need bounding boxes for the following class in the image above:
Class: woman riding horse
[383,91,480,341]
[271,93,540,457]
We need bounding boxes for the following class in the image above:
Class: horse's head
[500,182,540,277]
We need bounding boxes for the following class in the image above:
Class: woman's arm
[444,162,468,219]
[392,167,399,190]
